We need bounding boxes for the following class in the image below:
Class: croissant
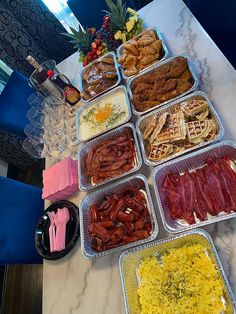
[141,46,156,56]
[124,67,139,77]
[141,29,156,39]
[151,40,162,53]
[123,43,139,56]
[123,55,137,69]
[138,36,155,47]
[140,54,157,66]
[117,53,128,65]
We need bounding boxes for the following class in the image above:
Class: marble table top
[43,0,236,313]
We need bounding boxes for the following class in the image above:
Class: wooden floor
[1,265,42,314]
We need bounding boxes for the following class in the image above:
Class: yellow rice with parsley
[137,244,227,314]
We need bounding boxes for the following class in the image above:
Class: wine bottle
[26,56,48,85]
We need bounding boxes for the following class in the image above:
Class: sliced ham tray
[152,140,236,233]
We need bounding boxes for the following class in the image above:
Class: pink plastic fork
[47,211,56,253]
[54,207,70,251]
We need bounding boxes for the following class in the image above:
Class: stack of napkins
[42,157,78,201]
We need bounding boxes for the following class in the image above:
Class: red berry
[93,54,97,59]
[95,39,101,46]
[87,55,92,60]
[91,42,97,49]
[97,46,102,51]
[83,59,88,66]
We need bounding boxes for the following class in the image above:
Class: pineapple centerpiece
[63,0,143,66]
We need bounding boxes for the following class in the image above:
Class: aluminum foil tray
[76,85,132,143]
[79,174,159,259]
[127,55,199,115]
[136,91,224,167]
[80,51,121,102]
[152,140,236,234]
[116,28,169,80]
[119,229,236,314]
[78,123,142,191]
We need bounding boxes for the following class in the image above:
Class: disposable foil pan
[78,123,142,191]
[119,229,236,314]
[152,140,236,234]
[80,51,121,102]
[136,91,225,167]
[116,28,169,80]
[127,55,199,115]
[76,85,132,143]
[79,174,159,259]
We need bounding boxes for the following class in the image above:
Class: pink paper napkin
[42,157,78,201]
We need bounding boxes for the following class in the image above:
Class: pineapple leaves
[105,0,127,31]
[61,26,94,53]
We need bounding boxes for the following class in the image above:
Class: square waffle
[186,119,212,142]
[180,99,208,117]
[153,111,186,144]
[148,143,173,161]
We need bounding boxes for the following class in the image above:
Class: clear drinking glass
[24,123,51,144]
[23,136,49,159]
[28,92,45,109]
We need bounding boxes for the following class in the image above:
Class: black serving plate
[35,200,80,260]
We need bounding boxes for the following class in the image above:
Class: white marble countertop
[43,0,236,313]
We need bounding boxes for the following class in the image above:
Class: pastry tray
[136,91,225,166]
[116,28,169,80]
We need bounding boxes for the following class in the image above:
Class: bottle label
[64,86,80,104]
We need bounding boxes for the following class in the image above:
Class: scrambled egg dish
[137,244,227,314]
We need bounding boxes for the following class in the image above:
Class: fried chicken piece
[158,79,178,94]
[176,79,192,93]
[134,83,153,94]
[169,57,188,78]
[149,79,166,100]
[181,69,192,81]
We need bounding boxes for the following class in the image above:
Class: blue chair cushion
[0,71,32,138]
[67,0,136,29]
[0,176,43,264]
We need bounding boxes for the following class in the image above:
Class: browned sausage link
[134,217,148,231]
[110,199,126,221]
[106,241,125,249]
[100,221,114,229]
[91,222,110,242]
[132,230,150,239]
[90,237,106,252]
[123,222,135,234]
[110,227,124,243]
[125,198,144,213]
[123,235,139,244]
[117,211,134,223]
[90,204,100,222]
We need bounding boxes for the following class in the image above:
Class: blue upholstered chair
[0,71,36,169]
[186,0,236,68]
[67,0,136,29]
[0,176,43,264]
